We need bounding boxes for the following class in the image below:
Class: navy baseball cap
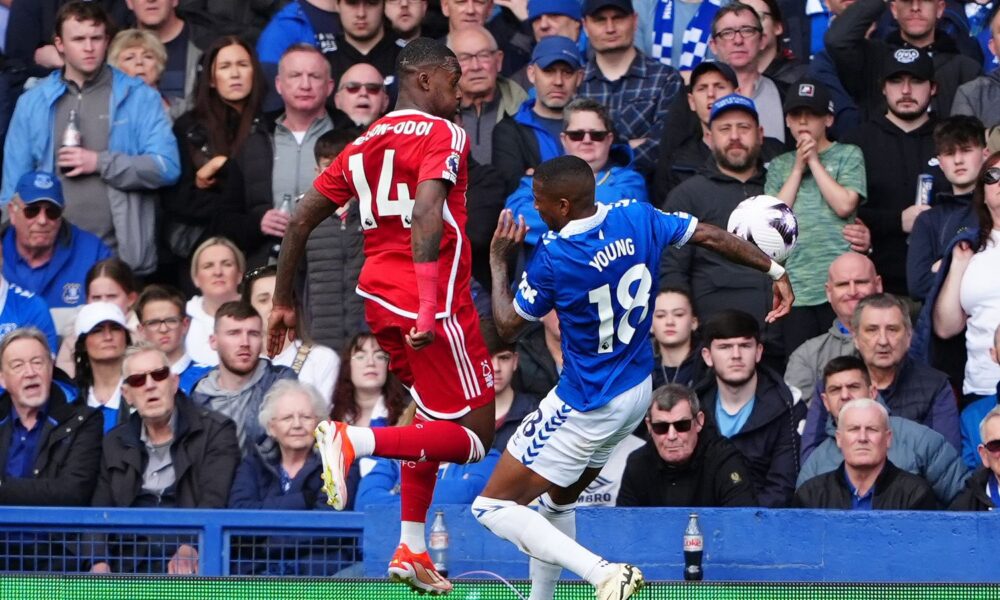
[528,0,582,21]
[883,47,935,82]
[583,0,634,17]
[531,36,583,69]
[688,60,738,92]
[783,79,834,115]
[14,171,64,207]
[709,94,759,124]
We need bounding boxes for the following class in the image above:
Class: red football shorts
[365,298,495,420]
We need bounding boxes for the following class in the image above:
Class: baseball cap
[14,171,64,207]
[688,61,738,92]
[883,47,934,82]
[75,302,128,336]
[528,0,581,21]
[783,79,834,115]
[531,36,583,69]
[582,0,634,17]
[709,94,758,124]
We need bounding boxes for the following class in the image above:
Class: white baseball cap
[75,302,128,336]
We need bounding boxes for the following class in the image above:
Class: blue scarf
[651,0,722,69]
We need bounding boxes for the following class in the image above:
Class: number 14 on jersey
[348,150,415,229]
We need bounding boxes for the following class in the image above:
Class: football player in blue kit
[472,155,793,600]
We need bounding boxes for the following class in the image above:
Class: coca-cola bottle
[428,510,449,577]
[683,512,703,581]
[61,109,82,175]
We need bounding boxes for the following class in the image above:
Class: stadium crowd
[0,0,1000,575]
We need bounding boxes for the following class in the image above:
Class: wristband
[413,261,439,331]
[767,260,786,281]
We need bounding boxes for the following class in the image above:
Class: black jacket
[825,0,981,122]
[698,366,805,508]
[794,460,939,510]
[91,393,240,508]
[843,115,947,294]
[0,385,103,506]
[617,425,757,508]
[948,467,995,511]
[492,116,542,196]
[906,191,977,301]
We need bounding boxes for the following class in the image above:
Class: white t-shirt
[271,338,341,401]
[184,296,219,367]
[960,229,1000,394]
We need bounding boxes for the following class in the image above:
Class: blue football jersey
[513,200,698,412]
[0,278,58,353]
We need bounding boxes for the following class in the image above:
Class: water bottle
[428,510,449,576]
[270,194,293,259]
[683,512,703,581]
[61,109,82,175]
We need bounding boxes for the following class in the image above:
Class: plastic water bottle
[683,512,703,581]
[61,109,82,175]
[270,194,293,259]
[428,510,449,576]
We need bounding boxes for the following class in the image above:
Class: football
[726,195,799,264]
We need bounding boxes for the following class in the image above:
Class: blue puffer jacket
[505,143,649,247]
[256,2,317,67]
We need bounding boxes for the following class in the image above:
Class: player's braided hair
[396,37,457,74]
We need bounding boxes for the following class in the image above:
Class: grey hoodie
[952,68,1000,128]
[784,320,856,406]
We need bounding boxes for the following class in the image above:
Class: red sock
[400,459,439,523]
[372,418,482,463]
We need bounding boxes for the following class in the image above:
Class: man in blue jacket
[0,1,180,277]
[2,171,111,336]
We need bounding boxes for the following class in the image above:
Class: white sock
[471,496,613,586]
[400,520,426,553]
[529,494,576,600]
[345,425,376,457]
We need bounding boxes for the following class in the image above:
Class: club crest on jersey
[518,273,538,304]
[62,283,82,305]
[445,152,460,178]
[481,360,494,388]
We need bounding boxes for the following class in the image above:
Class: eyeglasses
[351,351,390,364]
[564,130,611,142]
[386,0,425,4]
[272,413,320,426]
[713,26,762,41]
[648,418,694,435]
[982,167,1000,186]
[19,203,63,220]
[339,82,384,94]
[456,50,497,65]
[141,316,184,331]
[124,366,171,388]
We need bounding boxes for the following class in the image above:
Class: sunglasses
[984,439,1000,454]
[20,203,62,220]
[124,366,170,388]
[983,167,1000,186]
[648,418,694,435]
[340,82,383,94]
[564,130,611,142]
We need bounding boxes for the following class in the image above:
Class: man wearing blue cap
[528,0,583,43]
[493,36,585,193]
[2,171,112,336]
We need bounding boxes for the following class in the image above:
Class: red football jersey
[313,110,472,319]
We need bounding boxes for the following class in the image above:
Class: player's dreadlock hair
[533,155,596,204]
[396,37,458,74]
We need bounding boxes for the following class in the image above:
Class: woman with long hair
[330,333,409,427]
[73,302,132,433]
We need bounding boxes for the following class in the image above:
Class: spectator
[56,258,141,379]
[650,287,703,390]
[127,0,203,119]
[952,5,1000,127]
[803,0,863,140]
[185,238,245,367]
[90,343,241,574]
[661,94,780,359]
[300,130,367,352]
[330,333,410,428]
[440,0,534,77]
[73,302,132,434]
[908,115,987,302]
[744,0,807,88]
[783,0,851,61]
[957,324,1000,469]
[617,383,757,507]
[505,97,648,249]
[0,327,102,506]
[695,310,803,508]
[634,0,722,71]
[1,1,180,278]
[843,49,947,295]
[824,0,980,122]
[950,404,1000,510]
[929,154,1000,402]
[528,0,583,47]
[708,2,786,143]
[191,301,297,455]
[178,0,287,47]
[480,319,538,452]
[332,62,391,128]
[580,0,683,176]
[765,79,866,353]
[451,25,528,165]
[492,35,584,195]
[1,171,111,336]
[794,398,939,509]
[807,293,961,455]
[326,0,401,85]
[162,36,273,274]
[784,251,883,406]
[385,0,429,43]
[108,29,172,115]
[798,356,969,506]
[244,264,340,401]
[135,285,211,396]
